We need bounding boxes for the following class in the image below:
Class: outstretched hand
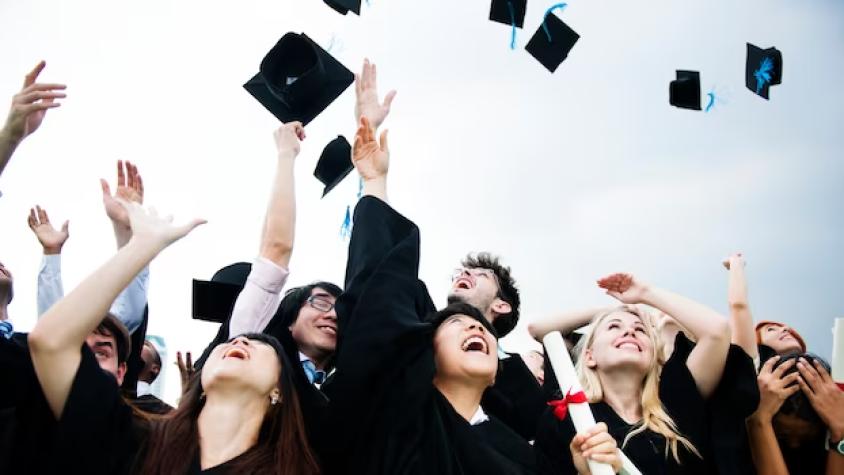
[354,58,396,130]
[352,116,389,181]
[176,350,195,395]
[101,160,144,228]
[3,61,65,144]
[27,205,69,254]
[752,356,802,422]
[273,121,305,157]
[722,252,745,270]
[597,273,650,305]
[796,357,844,440]
[119,199,205,252]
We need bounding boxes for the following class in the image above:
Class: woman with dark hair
[27,201,319,475]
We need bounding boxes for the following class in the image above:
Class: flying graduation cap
[669,70,701,111]
[244,33,354,125]
[489,0,527,49]
[314,135,353,197]
[745,43,782,100]
[324,0,361,15]
[525,3,580,73]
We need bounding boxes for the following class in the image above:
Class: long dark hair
[137,333,320,475]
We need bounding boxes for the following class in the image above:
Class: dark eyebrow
[606,318,622,325]
[311,292,334,299]
[94,341,114,349]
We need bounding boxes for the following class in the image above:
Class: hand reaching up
[101,160,144,228]
[3,61,66,144]
[354,59,396,130]
[722,252,745,270]
[176,350,195,395]
[352,116,389,181]
[119,199,205,253]
[27,205,69,255]
[597,273,650,305]
[273,121,305,157]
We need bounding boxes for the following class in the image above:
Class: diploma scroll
[832,318,844,390]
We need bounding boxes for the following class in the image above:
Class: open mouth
[461,335,489,354]
[454,278,473,290]
[223,347,250,360]
[613,338,642,352]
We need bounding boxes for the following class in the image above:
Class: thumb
[606,290,623,301]
[176,218,208,237]
[383,90,397,110]
[100,179,111,198]
[61,220,69,235]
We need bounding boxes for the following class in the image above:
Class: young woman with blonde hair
[530,273,731,475]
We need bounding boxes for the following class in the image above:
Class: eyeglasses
[307,295,335,313]
[451,267,497,284]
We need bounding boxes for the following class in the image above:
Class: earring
[270,394,280,406]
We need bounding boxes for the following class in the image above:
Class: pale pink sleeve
[227,257,290,338]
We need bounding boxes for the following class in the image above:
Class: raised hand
[752,356,801,422]
[597,273,650,305]
[722,252,745,270]
[120,199,206,252]
[352,116,389,181]
[3,61,66,144]
[27,205,69,255]
[354,59,396,130]
[100,160,144,228]
[796,357,844,440]
[569,422,622,474]
[176,350,195,394]
[273,121,305,157]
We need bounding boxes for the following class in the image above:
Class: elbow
[729,300,749,311]
[527,322,543,342]
[709,317,732,345]
[27,325,62,356]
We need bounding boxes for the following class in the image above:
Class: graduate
[530,274,732,475]
[26,200,320,475]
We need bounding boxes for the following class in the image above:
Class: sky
[1,0,842,405]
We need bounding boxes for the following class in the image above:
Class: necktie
[0,321,13,340]
[302,359,326,385]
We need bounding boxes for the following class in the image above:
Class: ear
[583,348,597,369]
[116,362,128,386]
[151,364,161,378]
[490,298,511,317]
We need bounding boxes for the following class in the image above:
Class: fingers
[16,90,67,105]
[383,90,397,110]
[27,208,38,229]
[186,351,193,370]
[772,358,796,379]
[797,358,821,389]
[812,359,833,383]
[136,174,145,200]
[37,205,49,224]
[126,161,136,190]
[779,372,801,390]
[176,351,186,372]
[21,101,61,114]
[100,178,112,199]
[760,355,779,375]
[23,60,47,87]
[117,160,126,187]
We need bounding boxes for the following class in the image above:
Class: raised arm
[353,59,394,203]
[723,253,757,359]
[0,61,65,178]
[100,160,149,333]
[598,273,731,399]
[527,306,613,342]
[28,201,204,418]
[28,205,70,316]
[226,123,302,338]
[353,116,389,202]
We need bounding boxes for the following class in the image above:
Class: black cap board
[490,0,527,28]
[324,0,361,15]
[745,43,782,100]
[525,10,580,72]
[669,70,701,110]
[244,33,354,125]
[192,262,252,323]
[315,135,353,197]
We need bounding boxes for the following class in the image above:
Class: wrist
[42,246,63,255]
[829,424,844,443]
[276,149,298,161]
[748,410,774,426]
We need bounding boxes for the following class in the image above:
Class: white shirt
[136,381,153,397]
[469,405,490,426]
[227,257,290,338]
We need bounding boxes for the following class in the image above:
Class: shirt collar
[497,345,510,360]
[136,381,152,397]
[469,405,490,426]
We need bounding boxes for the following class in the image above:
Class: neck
[197,390,268,469]
[597,369,644,424]
[300,347,331,370]
[433,376,485,422]
[0,303,7,321]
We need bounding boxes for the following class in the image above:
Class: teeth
[618,342,639,351]
[462,336,487,353]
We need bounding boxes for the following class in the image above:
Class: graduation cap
[669,70,701,110]
[192,262,251,323]
[525,4,580,73]
[244,33,354,125]
[314,135,353,197]
[745,43,782,100]
[324,0,361,15]
[490,0,527,28]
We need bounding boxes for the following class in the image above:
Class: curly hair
[461,252,520,337]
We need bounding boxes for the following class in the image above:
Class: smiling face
[584,311,655,376]
[0,260,13,305]
[759,323,804,355]
[433,314,498,387]
[201,336,282,399]
[288,288,338,365]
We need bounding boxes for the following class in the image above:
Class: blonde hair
[574,305,700,463]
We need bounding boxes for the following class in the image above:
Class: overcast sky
[1,0,842,404]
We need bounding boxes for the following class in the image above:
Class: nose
[231,336,250,347]
[467,320,485,333]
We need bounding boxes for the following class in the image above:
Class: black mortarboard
[669,70,701,110]
[244,33,354,125]
[490,0,527,28]
[324,0,361,15]
[192,262,251,323]
[745,43,782,100]
[525,12,580,73]
[314,135,353,197]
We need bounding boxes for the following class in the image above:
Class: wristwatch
[829,436,844,456]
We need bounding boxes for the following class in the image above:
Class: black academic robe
[536,333,709,475]
[132,394,173,415]
[481,352,547,441]
[320,196,539,475]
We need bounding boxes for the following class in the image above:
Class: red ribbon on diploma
[837,382,844,392]
[548,389,588,421]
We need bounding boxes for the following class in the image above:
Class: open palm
[597,273,650,304]
[352,116,389,181]
[27,206,68,252]
[101,160,144,227]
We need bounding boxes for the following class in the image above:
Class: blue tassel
[705,91,716,112]
[542,3,568,42]
[508,1,517,50]
[0,320,13,340]
[340,205,352,239]
[754,57,773,94]
[357,177,363,199]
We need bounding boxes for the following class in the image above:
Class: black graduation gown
[320,196,539,475]
[481,352,547,441]
[132,394,174,415]
[535,332,708,475]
